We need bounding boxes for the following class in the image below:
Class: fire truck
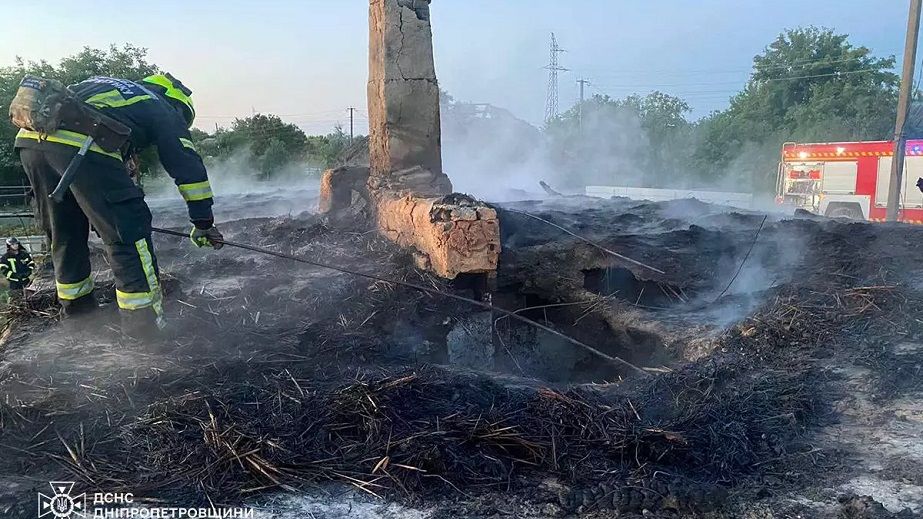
[777,140,923,223]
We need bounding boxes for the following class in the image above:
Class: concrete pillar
[320,0,500,280]
[368,0,451,195]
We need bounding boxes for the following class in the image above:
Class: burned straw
[151,227,649,375]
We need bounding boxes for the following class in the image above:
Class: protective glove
[190,225,224,250]
[917,177,923,194]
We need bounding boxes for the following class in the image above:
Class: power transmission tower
[576,78,591,130]
[347,107,356,144]
[544,33,568,124]
[887,0,923,221]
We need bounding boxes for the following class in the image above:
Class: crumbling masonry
[319,0,500,279]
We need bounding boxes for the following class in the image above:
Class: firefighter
[14,73,223,335]
[1,237,35,301]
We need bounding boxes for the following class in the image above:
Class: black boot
[61,292,99,317]
[119,308,166,341]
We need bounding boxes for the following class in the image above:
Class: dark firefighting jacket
[14,76,214,224]
[0,249,35,283]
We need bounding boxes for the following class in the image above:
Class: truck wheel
[826,205,864,220]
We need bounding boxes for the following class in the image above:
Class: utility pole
[544,33,568,125]
[347,107,356,144]
[577,78,591,130]
[887,0,923,222]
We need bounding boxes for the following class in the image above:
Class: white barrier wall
[585,186,753,210]
[16,235,47,254]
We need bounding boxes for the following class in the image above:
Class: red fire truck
[777,140,923,223]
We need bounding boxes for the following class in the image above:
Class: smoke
[145,148,320,196]
[440,93,788,206]
[442,98,658,201]
[695,216,808,327]
[439,96,679,202]
[440,103,551,201]
[143,148,321,224]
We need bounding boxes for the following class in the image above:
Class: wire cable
[503,209,665,275]
[714,215,768,302]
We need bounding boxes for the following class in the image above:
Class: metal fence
[0,185,33,217]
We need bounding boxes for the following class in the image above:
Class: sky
[0,1,913,135]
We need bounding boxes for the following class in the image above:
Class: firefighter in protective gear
[14,73,223,333]
[1,237,35,299]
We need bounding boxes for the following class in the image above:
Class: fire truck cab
[777,140,923,223]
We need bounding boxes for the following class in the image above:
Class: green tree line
[189,114,357,180]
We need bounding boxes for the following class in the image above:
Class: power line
[576,78,590,130]
[347,107,356,144]
[577,54,872,78]
[544,33,569,124]
[586,67,886,91]
[196,108,352,120]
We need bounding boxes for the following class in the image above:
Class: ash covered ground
[1,187,923,518]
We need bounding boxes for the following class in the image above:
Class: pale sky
[0,1,911,135]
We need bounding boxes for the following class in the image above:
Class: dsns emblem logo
[37,482,86,518]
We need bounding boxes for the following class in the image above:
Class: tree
[228,114,306,160]
[189,115,311,178]
[260,138,288,179]
[304,125,352,168]
[546,91,693,187]
[0,45,158,184]
[694,27,899,190]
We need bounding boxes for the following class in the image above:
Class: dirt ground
[1,188,922,518]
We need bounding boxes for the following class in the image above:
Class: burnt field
[1,192,922,518]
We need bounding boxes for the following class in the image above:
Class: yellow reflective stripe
[178,180,213,202]
[16,129,122,160]
[115,240,162,318]
[85,89,152,109]
[115,289,154,309]
[135,238,163,319]
[56,276,94,300]
[179,138,196,151]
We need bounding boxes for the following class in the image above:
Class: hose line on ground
[713,215,769,302]
[151,227,649,376]
[503,208,666,275]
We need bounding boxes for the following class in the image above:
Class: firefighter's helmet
[142,73,195,128]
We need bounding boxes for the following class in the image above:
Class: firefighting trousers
[18,147,164,324]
